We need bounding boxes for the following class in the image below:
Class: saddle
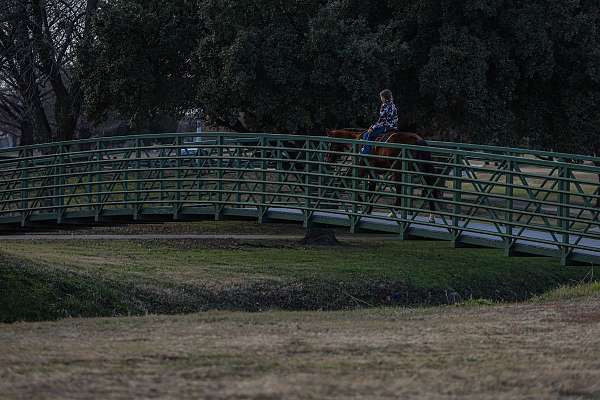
[372,131,396,143]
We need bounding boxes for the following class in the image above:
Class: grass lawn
[0,238,583,286]
[1,235,591,323]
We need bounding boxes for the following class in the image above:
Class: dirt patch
[561,310,600,324]
[131,237,378,251]
[66,254,127,267]
[145,238,299,251]
[299,227,340,246]
[31,220,338,236]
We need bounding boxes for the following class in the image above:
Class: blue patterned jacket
[371,100,398,131]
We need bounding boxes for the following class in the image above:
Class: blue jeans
[360,126,387,155]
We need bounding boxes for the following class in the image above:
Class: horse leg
[389,172,402,218]
[415,149,440,224]
[365,180,376,214]
[355,166,369,214]
[422,170,446,223]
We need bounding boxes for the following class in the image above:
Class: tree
[193,0,320,132]
[81,0,202,131]
[79,0,600,155]
[193,0,394,133]
[0,0,99,143]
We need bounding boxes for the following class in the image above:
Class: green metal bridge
[1,132,599,266]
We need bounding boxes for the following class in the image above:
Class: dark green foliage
[82,0,203,130]
[81,0,600,152]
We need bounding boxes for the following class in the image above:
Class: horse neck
[327,130,362,140]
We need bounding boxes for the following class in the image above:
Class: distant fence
[1,132,599,265]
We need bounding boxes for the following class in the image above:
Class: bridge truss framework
[1,132,599,266]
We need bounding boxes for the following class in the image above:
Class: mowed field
[1,221,599,399]
[1,287,600,400]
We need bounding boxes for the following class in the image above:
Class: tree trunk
[20,117,34,146]
[29,0,100,142]
[54,90,77,141]
[13,2,52,142]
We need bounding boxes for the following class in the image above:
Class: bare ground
[1,295,599,400]
[22,220,325,236]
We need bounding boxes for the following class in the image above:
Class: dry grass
[1,293,599,400]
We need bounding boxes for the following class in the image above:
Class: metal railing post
[134,138,141,220]
[504,159,515,256]
[20,151,29,227]
[276,139,283,208]
[559,161,571,265]
[234,142,242,207]
[94,140,102,222]
[399,148,410,240]
[159,144,165,205]
[124,145,129,210]
[452,154,463,247]
[56,144,65,224]
[174,136,182,219]
[259,135,267,223]
[350,142,359,233]
[318,139,324,209]
[215,134,224,220]
[303,136,311,228]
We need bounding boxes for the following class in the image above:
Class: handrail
[2,131,600,164]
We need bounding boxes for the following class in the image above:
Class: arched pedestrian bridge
[1,132,599,266]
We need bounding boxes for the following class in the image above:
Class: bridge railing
[1,132,599,265]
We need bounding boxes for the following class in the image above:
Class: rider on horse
[360,89,398,155]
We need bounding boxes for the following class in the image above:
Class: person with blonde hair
[361,89,398,155]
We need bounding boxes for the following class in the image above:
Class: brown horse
[325,129,442,222]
